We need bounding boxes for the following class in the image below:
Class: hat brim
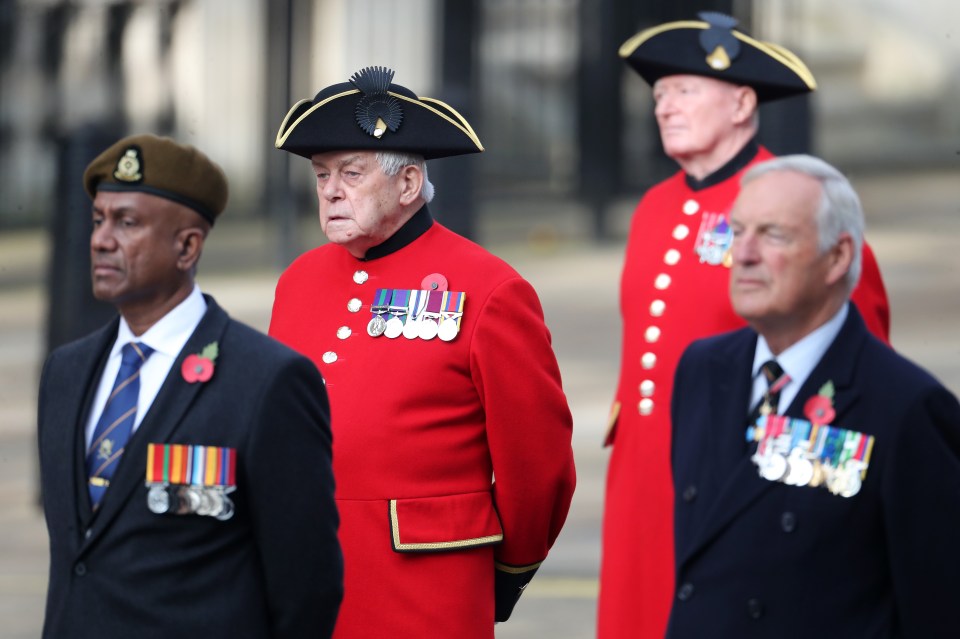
[276,87,483,160]
[620,19,816,103]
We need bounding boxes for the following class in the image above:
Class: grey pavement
[2,169,959,638]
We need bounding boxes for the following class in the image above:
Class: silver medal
[418,317,439,340]
[147,485,171,514]
[384,316,404,339]
[437,318,459,342]
[367,315,387,337]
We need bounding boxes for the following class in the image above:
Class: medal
[367,288,390,337]
[437,290,465,342]
[145,443,238,518]
[147,485,171,514]
[384,288,409,339]
[418,289,444,340]
[403,289,427,340]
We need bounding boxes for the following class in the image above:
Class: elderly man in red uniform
[268,66,577,638]
[597,12,891,639]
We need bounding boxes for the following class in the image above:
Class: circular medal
[182,486,202,514]
[437,319,459,342]
[367,315,387,337]
[205,490,225,518]
[840,472,862,498]
[216,495,236,521]
[403,319,420,340]
[147,485,171,514]
[759,453,788,482]
[418,318,439,340]
[384,316,404,339]
[808,461,826,487]
[196,489,216,516]
[785,453,814,487]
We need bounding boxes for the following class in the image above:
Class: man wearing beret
[37,134,343,638]
[598,12,892,639]
[268,66,576,638]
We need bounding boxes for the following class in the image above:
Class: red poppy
[182,354,214,383]
[804,395,835,425]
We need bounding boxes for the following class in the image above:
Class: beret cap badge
[113,146,144,183]
[350,66,403,139]
[698,11,741,71]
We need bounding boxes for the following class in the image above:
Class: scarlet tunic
[269,213,576,639]
[597,145,890,639]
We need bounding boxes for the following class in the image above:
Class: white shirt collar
[751,303,849,412]
[114,285,208,356]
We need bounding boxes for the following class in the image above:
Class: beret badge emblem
[113,147,144,183]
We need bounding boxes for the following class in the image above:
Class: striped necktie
[748,359,791,424]
[87,342,154,508]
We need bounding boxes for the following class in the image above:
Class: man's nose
[90,222,115,251]
[322,175,342,200]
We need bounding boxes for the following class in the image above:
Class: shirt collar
[114,285,208,358]
[752,303,850,389]
[684,138,759,192]
[360,204,434,261]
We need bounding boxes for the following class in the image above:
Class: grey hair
[375,151,435,203]
[741,154,864,293]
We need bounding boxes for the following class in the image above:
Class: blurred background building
[2,0,957,229]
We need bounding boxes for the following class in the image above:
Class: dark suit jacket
[38,296,342,638]
[668,304,960,638]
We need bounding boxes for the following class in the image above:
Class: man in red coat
[268,66,576,638]
[597,13,891,639]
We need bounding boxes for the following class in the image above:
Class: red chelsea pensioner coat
[269,212,576,638]
[597,144,891,639]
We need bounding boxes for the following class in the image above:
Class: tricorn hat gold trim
[276,67,483,160]
[620,13,816,102]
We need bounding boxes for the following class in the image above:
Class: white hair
[375,151,434,203]
[741,154,864,293]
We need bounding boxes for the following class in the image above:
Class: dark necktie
[748,359,791,423]
[87,342,154,508]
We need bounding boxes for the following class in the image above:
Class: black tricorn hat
[276,66,483,160]
[620,12,816,103]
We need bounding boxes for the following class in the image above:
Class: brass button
[639,380,655,397]
[336,326,352,340]
[322,351,338,364]
[664,249,681,266]
[654,273,671,290]
[638,398,654,416]
[649,299,665,317]
[347,298,362,313]
[644,326,661,343]
[353,270,369,284]
[641,352,657,369]
[682,199,699,215]
[672,225,690,241]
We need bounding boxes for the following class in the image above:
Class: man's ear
[825,232,855,287]
[732,86,758,125]
[176,226,207,272]
[397,164,425,206]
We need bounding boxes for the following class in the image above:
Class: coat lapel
[81,298,231,540]
[66,321,121,525]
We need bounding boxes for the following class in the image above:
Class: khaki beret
[83,134,228,224]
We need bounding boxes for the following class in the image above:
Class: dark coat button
[74,563,87,577]
[781,511,797,533]
[84,528,93,540]
[677,582,694,601]
[682,485,698,502]
[747,598,764,619]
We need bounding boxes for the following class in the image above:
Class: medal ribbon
[145,443,236,487]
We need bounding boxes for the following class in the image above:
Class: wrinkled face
[90,190,196,312]
[312,150,406,257]
[652,74,749,162]
[729,171,843,336]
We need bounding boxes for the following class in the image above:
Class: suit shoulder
[220,319,316,369]
[860,335,948,395]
